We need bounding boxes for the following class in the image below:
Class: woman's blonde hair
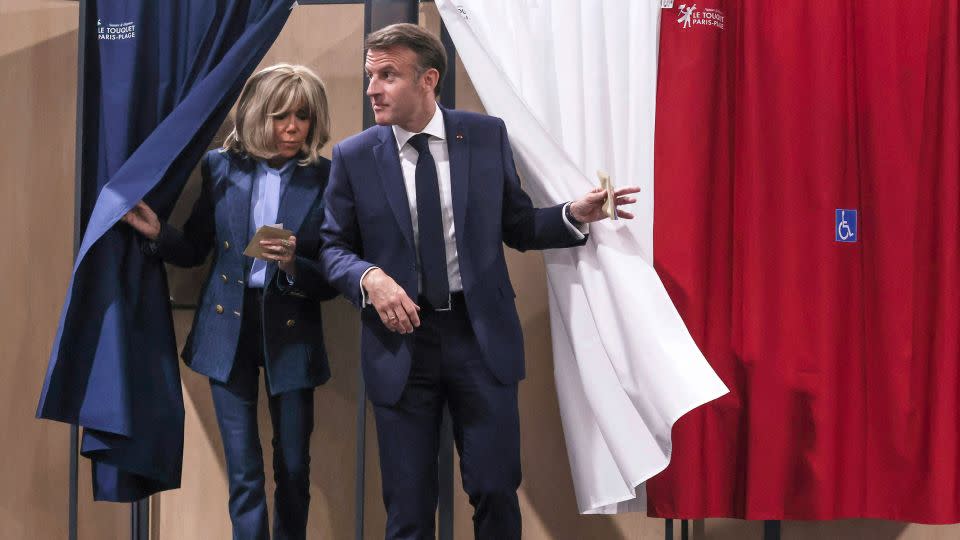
[223,63,331,166]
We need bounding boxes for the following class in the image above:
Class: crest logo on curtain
[97,18,136,41]
[677,4,725,30]
[678,4,697,28]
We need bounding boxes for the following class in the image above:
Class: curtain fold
[437,0,728,514]
[36,0,293,502]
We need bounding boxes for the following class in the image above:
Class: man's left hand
[569,186,641,223]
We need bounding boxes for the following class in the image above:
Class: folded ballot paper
[243,224,293,259]
[597,170,618,220]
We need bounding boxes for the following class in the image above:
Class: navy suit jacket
[319,107,587,405]
[156,149,337,395]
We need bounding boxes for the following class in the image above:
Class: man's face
[365,46,432,128]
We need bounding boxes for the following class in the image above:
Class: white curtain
[437,0,729,514]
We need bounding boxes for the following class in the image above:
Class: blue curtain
[37,0,293,502]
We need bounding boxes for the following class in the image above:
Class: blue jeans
[209,288,315,540]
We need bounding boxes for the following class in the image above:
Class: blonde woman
[123,64,336,539]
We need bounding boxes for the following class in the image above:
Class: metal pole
[131,499,149,540]
[69,427,77,540]
[763,520,781,540]
[354,371,366,540]
[356,0,372,533]
[434,13,458,540]
[70,0,92,537]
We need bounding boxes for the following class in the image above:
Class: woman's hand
[122,201,161,240]
[260,235,297,277]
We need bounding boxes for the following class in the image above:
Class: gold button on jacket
[215,305,224,314]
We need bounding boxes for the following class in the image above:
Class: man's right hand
[362,268,421,334]
[122,201,161,240]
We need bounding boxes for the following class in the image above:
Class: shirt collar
[393,104,446,151]
[256,157,298,177]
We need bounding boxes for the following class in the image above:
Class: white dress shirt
[394,106,464,293]
[360,105,586,304]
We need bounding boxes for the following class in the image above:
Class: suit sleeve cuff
[359,266,380,307]
[562,202,588,240]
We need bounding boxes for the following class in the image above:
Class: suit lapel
[226,160,255,253]
[373,126,415,251]
[443,107,470,255]
[268,164,322,285]
[276,165,321,236]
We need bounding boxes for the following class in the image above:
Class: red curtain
[648,0,960,522]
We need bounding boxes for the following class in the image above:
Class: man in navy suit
[319,23,639,539]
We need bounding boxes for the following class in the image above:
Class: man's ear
[421,68,440,95]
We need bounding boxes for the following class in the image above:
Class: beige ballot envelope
[597,170,618,220]
[243,224,293,259]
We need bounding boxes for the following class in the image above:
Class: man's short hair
[365,23,447,97]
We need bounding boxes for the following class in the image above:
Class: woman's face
[271,106,311,162]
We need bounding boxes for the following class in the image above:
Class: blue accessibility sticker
[835,209,857,242]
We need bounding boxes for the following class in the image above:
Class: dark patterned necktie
[408,133,450,307]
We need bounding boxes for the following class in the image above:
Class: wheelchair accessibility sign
[835,209,857,243]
